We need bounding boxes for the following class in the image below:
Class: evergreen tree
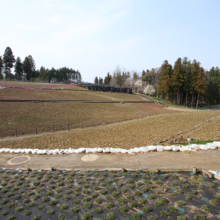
[23,55,35,80]
[0,56,3,80]
[94,76,98,84]
[172,58,184,104]
[158,60,173,100]
[14,57,23,80]
[98,77,103,84]
[195,67,205,109]
[3,47,15,79]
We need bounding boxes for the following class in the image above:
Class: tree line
[94,59,220,107]
[0,47,81,83]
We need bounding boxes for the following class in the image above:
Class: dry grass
[1,110,219,149]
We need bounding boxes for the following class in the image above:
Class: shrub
[183,184,189,188]
[201,204,210,213]
[170,181,178,186]
[83,212,93,220]
[190,180,198,185]
[172,174,178,179]
[132,213,141,219]
[47,209,54,214]
[37,205,44,210]
[56,188,63,193]
[42,197,50,202]
[1,198,8,204]
[154,200,163,207]
[149,194,156,199]
[168,206,177,212]
[118,182,123,187]
[60,204,69,211]
[46,191,53,196]
[31,215,41,220]
[128,184,135,189]
[106,212,116,220]
[100,189,108,195]
[155,180,163,185]
[147,217,156,220]
[126,179,133,184]
[106,202,114,209]
[177,200,185,206]
[160,197,169,204]
[63,195,71,201]
[117,197,126,204]
[24,210,32,216]
[108,186,115,191]
[143,206,152,213]
[185,194,192,200]
[176,189,184,194]
[6,202,17,208]
[169,193,176,197]
[135,191,142,196]
[13,195,21,200]
[15,206,23,212]
[210,199,218,205]
[50,200,58,206]
[55,193,62,199]
[121,188,127,193]
[59,214,65,220]
[119,206,128,214]
[194,213,207,220]
[94,207,103,214]
[71,207,79,214]
[6,216,15,220]
[95,198,102,204]
[130,201,138,208]
[160,210,169,217]
[1,210,9,216]
[83,197,91,202]
[29,202,37,207]
[177,217,186,220]
[192,190,197,194]
[142,187,148,193]
[83,202,91,210]
[112,192,119,198]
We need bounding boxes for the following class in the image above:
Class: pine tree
[0,56,3,80]
[3,47,15,79]
[195,67,205,109]
[158,60,173,100]
[23,55,36,80]
[172,58,184,104]
[94,76,98,84]
[14,57,23,80]
[98,77,103,84]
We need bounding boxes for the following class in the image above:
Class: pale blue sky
[0,0,220,83]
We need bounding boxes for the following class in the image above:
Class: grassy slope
[1,110,219,149]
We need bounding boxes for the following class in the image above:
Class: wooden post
[53,125,55,132]
[193,167,197,174]
[36,126,37,134]
[68,124,69,130]
[80,122,82,128]
[15,128,17,137]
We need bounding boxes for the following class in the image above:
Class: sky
[0,0,220,83]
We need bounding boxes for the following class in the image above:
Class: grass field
[1,110,220,149]
[0,81,175,138]
[0,169,219,220]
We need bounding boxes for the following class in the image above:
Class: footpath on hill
[0,150,220,171]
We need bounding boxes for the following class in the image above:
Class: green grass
[179,139,213,146]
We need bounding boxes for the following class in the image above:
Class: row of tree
[94,59,220,107]
[0,47,81,83]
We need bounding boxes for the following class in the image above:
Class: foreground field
[0,110,219,149]
[0,169,219,220]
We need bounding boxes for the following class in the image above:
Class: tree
[0,56,3,80]
[98,77,103,84]
[195,67,205,109]
[23,55,36,80]
[158,60,173,100]
[171,58,184,104]
[14,57,23,80]
[104,72,112,85]
[94,77,98,84]
[3,47,15,79]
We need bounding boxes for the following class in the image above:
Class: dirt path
[0,150,220,170]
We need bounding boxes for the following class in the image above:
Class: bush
[185,194,192,200]
[37,205,44,210]
[210,199,218,205]
[95,198,102,204]
[149,194,156,199]
[55,193,62,199]
[112,192,119,198]
[143,206,152,213]
[107,212,116,220]
[177,200,185,206]
[91,193,98,198]
[1,210,9,216]
[83,202,91,210]
[132,213,141,219]
[83,197,91,202]
[142,187,148,193]
[94,207,103,214]
[106,202,114,209]
[155,180,163,185]
[160,210,169,217]
[47,209,54,214]
[121,188,127,193]
[117,197,126,204]
[24,210,32,216]
[42,197,50,202]
[71,207,79,214]
[160,197,169,204]
[135,191,142,196]
[31,215,41,220]
[59,214,65,220]
[139,198,146,205]
[6,216,15,220]
[100,189,108,195]
[60,204,69,211]
[168,206,177,212]
[130,201,138,208]
[83,212,93,220]
[194,213,207,220]
[29,202,37,207]
[177,217,186,220]
[154,200,163,207]
[50,200,58,206]
[201,204,210,213]
[15,206,23,212]
[119,206,128,214]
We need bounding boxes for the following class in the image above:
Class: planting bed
[0,168,219,220]
[0,110,219,149]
